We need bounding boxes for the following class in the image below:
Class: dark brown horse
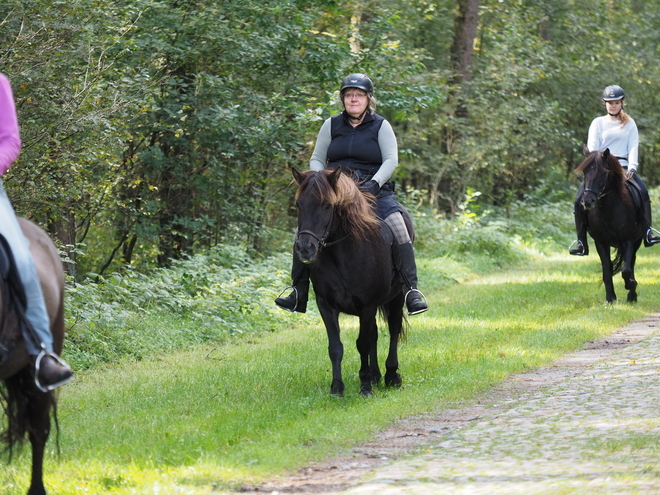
[576,149,645,303]
[292,167,407,396]
[0,218,65,495]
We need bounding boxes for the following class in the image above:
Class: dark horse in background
[0,218,65,495]
[576,148,646,303]
[292,167,408,396]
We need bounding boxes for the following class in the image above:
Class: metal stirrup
[647,227,660,243]
[33,350,74,393]
[276,286,300,312]
[404,288,428,314]
[568,239,585,251]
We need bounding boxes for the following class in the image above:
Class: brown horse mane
[575,149,630,202]
[295,169,381,241]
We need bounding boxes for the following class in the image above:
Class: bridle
[296,204,347,250]
[583,162,614,201]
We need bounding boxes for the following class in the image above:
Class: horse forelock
[333,173,380,240]
[576,150,630,203]
[296,170,380,240]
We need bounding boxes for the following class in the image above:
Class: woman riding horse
[0,73,72,391]
[570,84,660,256]
[276,73,428,316]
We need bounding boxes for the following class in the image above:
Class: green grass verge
[3,246,660,494]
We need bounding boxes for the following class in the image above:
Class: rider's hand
[626,167,637,180]
[360,179,380,197]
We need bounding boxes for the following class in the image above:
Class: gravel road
[242,313,660,494]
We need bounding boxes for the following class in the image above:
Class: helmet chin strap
[348,109,368,122]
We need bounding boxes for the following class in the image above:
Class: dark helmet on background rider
[602,85,625,101]
[340,73,374,95]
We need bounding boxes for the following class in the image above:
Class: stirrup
[405,288,429,315]
[34,350,74,393]
[646,227,660,245]
[275,286,299,312]
[568,239,586,255]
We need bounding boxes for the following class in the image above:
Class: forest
[2,0,660,279]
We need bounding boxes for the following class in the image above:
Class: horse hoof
[330,380,344,397]
[360,387,373,396]
[385,372,402,388]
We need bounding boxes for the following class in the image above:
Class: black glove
[360,179,380,197]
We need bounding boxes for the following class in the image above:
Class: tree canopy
[2,0,660,277]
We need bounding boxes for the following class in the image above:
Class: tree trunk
[450,0,480,88]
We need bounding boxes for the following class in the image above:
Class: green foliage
[65,247,298,369]
[4,0,660,279]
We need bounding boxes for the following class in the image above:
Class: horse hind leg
[369,320,381,386]
[25,372,53,495]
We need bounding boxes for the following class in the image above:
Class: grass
[3,244,660,494]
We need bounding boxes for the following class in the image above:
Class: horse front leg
[384,295,404,388]
[357,309,379,396]
[621,241,639,302]
[595,241,616,303]
[317,300,344,396]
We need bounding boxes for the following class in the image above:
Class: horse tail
[378,305,408,343]
[1,373,32,460]
[612,248,624,275]
[0,372,58,461]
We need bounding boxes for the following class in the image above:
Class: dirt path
[236,313,660,494]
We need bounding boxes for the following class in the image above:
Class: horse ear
[292,167,304,185]
[328,166,341,188]
[603,148,611,158]
[583,145,590,156]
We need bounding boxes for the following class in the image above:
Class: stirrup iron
[34,350,74,393]
[568,239,587,255]
[275,286,299,312]
[646,227,660,244]
[405,288,428,315]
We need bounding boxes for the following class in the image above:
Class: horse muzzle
[581,192,597,211]
[295,236,320,264]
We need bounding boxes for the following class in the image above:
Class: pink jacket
[0,73,21,176]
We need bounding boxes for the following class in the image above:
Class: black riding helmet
[602,85,625,101]
[340,73,374,95]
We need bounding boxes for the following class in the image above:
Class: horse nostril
[295,240,318,263]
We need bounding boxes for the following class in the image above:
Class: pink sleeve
[0,74,21,176]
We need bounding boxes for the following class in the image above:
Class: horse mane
[575,149,630,201]
[295,169,381,241]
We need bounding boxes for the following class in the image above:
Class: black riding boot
[398,241,428,315]
[275,251,309,313]
[31,352,74,392]
[569,201,589,256]
[643,198,660,247]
